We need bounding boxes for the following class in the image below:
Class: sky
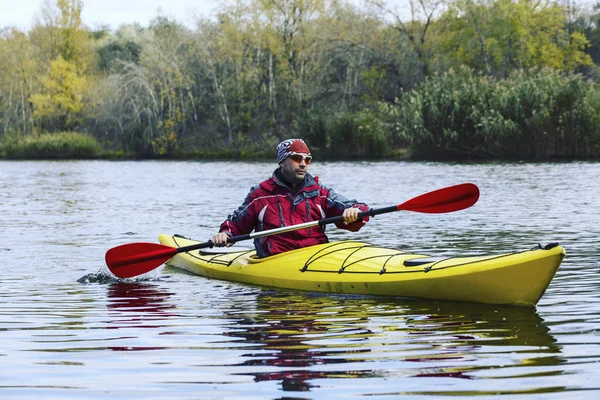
[0,0,220,32]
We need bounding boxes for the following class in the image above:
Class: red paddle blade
[398,183,479,213]
[105,242,177,278]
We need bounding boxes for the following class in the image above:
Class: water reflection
[224,292,562,394]
[396,301,563,386]
[5,160,600,398]
[106,282,177,316]
[105,282,177,351]
[224,293,372,391]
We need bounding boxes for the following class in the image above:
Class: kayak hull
[158,234,565,307]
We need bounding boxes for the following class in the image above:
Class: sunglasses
[289,154,312,165]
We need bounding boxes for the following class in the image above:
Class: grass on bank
[0,132,102,159]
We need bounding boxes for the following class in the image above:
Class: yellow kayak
[158,234,565,307]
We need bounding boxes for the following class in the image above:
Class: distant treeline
[1,0,600,160]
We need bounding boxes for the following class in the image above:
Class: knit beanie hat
[276,138,311,164]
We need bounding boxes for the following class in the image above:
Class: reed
[1,132,102,159]
[394,67,600,159]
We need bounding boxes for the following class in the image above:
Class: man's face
[280,153,312,184]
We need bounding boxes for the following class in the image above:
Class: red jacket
[219,170,369,257]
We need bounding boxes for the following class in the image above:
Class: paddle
[106,182,479,278]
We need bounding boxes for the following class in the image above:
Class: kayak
[158,234,565,307]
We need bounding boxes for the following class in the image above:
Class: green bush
[297,109,328,158]
[393,67,600,159]
[323,109,391,159]
[1,132,102,159]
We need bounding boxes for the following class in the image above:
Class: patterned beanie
[276,138,311,164]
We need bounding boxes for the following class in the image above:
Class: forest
[1,0,600,160]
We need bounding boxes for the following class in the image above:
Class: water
[1,160,599,399]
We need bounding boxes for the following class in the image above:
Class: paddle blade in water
[105,242,178,278]
[398,183,480,213]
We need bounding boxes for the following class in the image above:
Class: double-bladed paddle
[106,182,479,278]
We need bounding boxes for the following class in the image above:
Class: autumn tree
[435,0,592,76]
[28,0,92,131]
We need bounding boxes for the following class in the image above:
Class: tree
[28,0,92,131]
[96,25,143,72]
[566,1,600,73]
[30,0,92,67]
[0,29,39,137]
[29,57,88,130]
[248,0,329,136]
[366,0,446,80]
[435,0,592,76]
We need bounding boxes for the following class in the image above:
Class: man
[211,138,370,257]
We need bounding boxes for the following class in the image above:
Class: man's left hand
[342,207,364,225]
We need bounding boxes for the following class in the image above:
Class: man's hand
[342,207,364,225]
[211,232,233,247]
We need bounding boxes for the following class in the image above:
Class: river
[1,160,599,399]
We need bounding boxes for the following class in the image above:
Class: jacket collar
[261,168,318,194]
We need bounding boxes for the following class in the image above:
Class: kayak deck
[158,234,565,307]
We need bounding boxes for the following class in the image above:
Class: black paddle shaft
[175,206,395,254]
[318,206,397,226]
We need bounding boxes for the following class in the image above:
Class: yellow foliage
[30,57,89,128]
[29,0,92,70]
[434,0,592,74]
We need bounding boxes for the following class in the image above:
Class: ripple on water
[1,160,600,398]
